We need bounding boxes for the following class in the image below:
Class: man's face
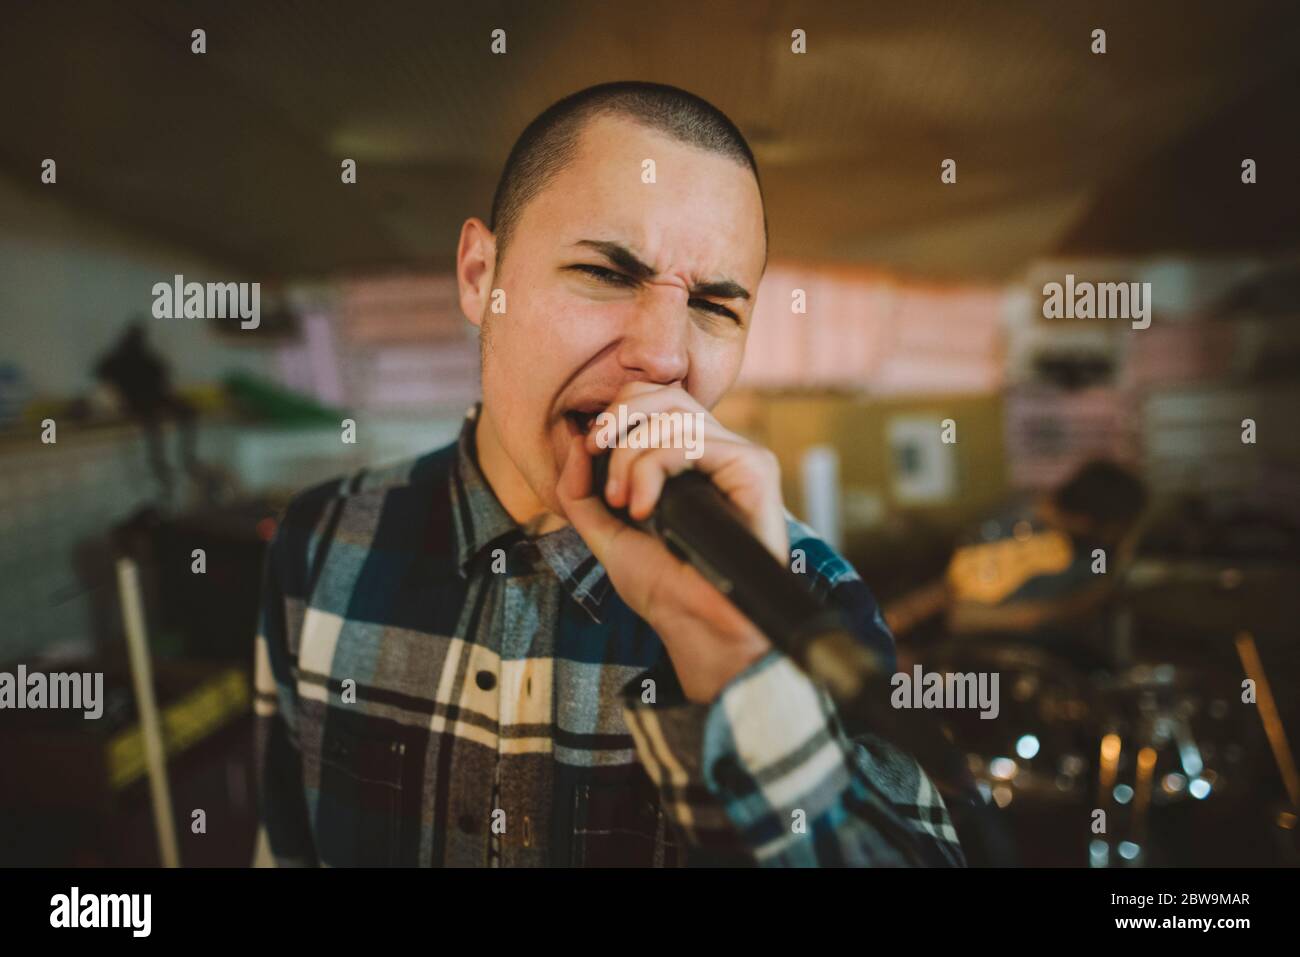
[475,115,767,514]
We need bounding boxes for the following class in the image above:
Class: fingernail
[605,476,619,502]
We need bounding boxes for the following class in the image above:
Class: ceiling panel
[0,0,1295,281]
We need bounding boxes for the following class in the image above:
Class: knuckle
[753,446,780,477]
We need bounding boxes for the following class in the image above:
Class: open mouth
[563,409,602,437]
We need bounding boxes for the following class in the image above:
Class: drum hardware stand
[1234,631,1300,857]
[115,555,181,867]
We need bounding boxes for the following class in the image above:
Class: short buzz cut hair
[488,80,767,271]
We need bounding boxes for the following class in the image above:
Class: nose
[616,285,690,384]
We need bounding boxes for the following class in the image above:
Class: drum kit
[930,556,1300,866]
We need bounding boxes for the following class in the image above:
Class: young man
[254,81,966,867]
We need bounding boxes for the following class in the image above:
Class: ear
[456,217,496,329]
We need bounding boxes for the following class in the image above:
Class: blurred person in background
[943,459,1149,671]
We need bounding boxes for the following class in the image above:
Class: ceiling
[2,0,1297,283]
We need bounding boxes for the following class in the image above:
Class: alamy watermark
[593,405,706,460]
[50,887,150,937]
[151,273,260,329]
[1042,273,1151,330]
[0,665,103,719]
[890,664,999,720]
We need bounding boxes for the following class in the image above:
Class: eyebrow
[571,239,751,301]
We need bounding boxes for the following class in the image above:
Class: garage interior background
[1,0,1297,867]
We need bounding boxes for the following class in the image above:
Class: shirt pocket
[570,772,684,867]
[312,723,410,867]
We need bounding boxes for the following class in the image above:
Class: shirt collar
[449,405,613,622]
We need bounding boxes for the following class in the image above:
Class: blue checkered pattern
[253,407,965,866]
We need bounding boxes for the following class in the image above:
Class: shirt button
[457,813,479,834]
[476,670,497,691]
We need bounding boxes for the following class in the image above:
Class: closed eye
[567,263,741,322]
[569,264,636,287]
[689,298,739,321]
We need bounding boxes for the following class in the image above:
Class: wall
[718,390,1009,537]
[0,172,276,400]
[0,172,276,662]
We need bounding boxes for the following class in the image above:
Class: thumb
[556,436,658,572]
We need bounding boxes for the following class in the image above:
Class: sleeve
[252,520,319,867]
[619,523,966,867]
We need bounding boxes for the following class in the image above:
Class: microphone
[591,452,879,702]
[589,451,987,859]
[589,452,966,794]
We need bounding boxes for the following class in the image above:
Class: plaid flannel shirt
[253,407,965,867]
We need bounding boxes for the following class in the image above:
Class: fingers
[571,381,788,560]
[584,382,742,457]
[556,436,623,549]
[587,386,740,509]
[556,433,594,506]
[603,413,712,510]
[556,435,653,570]
[607,424,754,518]
[626,447,675,520]
[555,434,690,613]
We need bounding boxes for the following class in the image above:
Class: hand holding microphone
[557,381,881,708]
[588,448,885,703]
[555,382,964,789]
[556,382,781,704]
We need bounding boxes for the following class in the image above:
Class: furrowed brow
[572,239,750,300]
[689,279,750,301]
[572,240,655,280]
